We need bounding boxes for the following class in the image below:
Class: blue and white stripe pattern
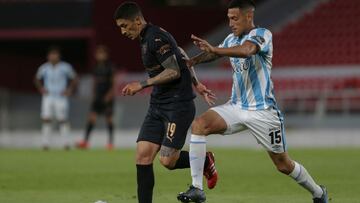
[36,61,76,98]
[219,28,276,110]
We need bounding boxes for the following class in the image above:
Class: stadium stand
[270,0,360,114]
[273,0,360,66]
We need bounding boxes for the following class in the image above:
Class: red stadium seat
[273,0,360,66]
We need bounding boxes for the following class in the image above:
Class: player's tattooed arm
[190,52,221,66]
[141,54,180,88]
[178,47,200,86]
[178,47,217,106]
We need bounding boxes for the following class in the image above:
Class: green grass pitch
[0,148,359,203]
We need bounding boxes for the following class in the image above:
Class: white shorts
[211,102,287,153]
[41,96,69,121]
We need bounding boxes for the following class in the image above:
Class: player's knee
[136,154,153,165]
[159,157,176,170]
[106,117,113,124]
[88,116,96,123]
[191,117,212,135]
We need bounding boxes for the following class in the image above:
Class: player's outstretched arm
[178,47,216,105]
[122,54,180,96]
[191,34,258,58]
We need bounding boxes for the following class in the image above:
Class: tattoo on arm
[178,47,199,86]
[189,67,199,86]
[192,52,221,65]
[147,55,181,86]
[160,146,179,157]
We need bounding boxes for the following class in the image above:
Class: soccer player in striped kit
[34,46,78,150]
[178,0,328,203]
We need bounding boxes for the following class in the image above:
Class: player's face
[95,49,108,62]
[228,8,252,36]
[116,17,142,40]
[47,51,60,64]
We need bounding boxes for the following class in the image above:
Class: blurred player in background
[114,2,218,203]
[178,0,328,203]
[76,45,116,150]
[34,46,78,150]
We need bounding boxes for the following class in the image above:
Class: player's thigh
[246,107,287,153]
[137,106,166,146]
[41,96,53,120]
[91,99,105,115]
[205,102,247,135]
[54,98,69,121]
[161,101,195,150]
[87,111,97,123]
[104,100,114,118]
[136,141,160,165]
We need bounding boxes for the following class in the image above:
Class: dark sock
[137,164,154,203]
[107,123,114,144]
[173,151,190,169]
[204,154,210,168]
[84,122,94,142]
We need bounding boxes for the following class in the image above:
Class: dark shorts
[90,99,114,116]
[137,100,195,150]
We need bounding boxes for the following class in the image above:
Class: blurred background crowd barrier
[0,0,359,133]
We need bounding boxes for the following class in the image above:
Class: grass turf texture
[0,148,359,203]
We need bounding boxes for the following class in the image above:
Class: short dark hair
[48,45,61,54]
[228,0,256,10]
[113,1,143,20]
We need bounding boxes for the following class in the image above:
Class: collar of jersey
[140,23,152,41]
[238,26,258,38]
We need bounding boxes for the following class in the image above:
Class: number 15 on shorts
[268,129,281,145]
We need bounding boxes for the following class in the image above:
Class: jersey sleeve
[149,33,177,64]
[36,64,46,79]
[246,28,272,52]
[218,34,233,48]
[65,63,76,79]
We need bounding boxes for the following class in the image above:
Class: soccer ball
[94,200,107,203]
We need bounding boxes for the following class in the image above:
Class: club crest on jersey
[251,36,265,45]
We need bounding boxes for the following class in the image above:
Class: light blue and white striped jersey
[219,27,276,110]
[36,61,76,98]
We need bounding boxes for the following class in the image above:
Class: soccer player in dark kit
[114,2,218,203]
[76,45,116,150]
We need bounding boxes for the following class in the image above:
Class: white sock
[289,161,323,198]
[42,123,51,146]
[60,123,70,146]
[190,134,206,190]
